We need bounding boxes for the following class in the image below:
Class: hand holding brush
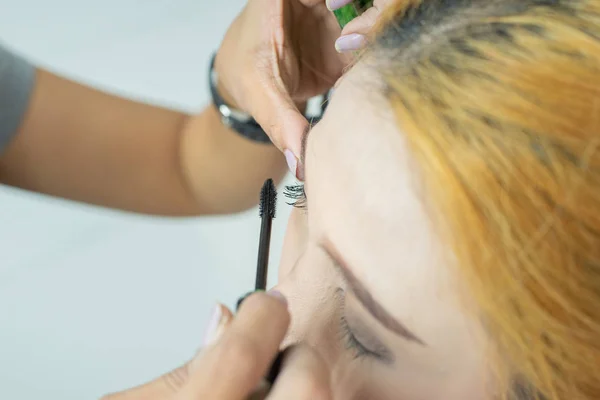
[103,179,331,400]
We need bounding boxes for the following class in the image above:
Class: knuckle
[161,364,190,392]
[363,7,380,25]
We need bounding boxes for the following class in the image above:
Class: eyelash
[340,315,378,361]
[284,184,307,209]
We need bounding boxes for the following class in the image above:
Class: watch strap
[209,52,329,143]
[209,53,272,143]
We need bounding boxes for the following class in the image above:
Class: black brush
[256,178,277,290]
[236,178,277,310]
[235,179,286,390]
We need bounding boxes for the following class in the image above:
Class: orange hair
[371,1,600,398]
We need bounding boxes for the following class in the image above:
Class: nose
[271,271,340,361]
[270,281,311,347]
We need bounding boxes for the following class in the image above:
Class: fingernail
[267,290,288,307]
[284,149,299,180]
[202,304,225,347]
[335,34,367,53]
[327,0,353,11]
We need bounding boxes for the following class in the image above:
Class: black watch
[209,53,329,144]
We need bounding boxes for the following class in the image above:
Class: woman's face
[274,66,492,399]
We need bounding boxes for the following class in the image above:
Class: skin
[274,65,493,399]
[0,68,288,215]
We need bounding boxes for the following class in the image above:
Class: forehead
[305,67,472,350]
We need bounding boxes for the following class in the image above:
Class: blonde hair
[371,1,600,398]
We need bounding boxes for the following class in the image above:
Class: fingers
[253,90,308,180]
[247,64,308,179]
[268,345,332,400]
[341,5,380,36]
[179,291,291,399]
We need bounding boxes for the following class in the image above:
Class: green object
[333,0,374,28]
[333,5,358,28]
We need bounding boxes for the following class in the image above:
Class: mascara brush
[256,178,276,291]
[236,178,277,311]
[256,178,284,386]
[235,178,286,391]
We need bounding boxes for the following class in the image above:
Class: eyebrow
[321,241,427,346]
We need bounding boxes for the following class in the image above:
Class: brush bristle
[259,178,277,219]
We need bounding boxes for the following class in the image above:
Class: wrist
[214,51,244,112]
[210,52,272,143]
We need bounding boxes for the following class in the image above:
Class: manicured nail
[202,304,225,347]
[335,34,367,53]
[327,0,353,11]
[267,290,288,307]
[284,149,299,180]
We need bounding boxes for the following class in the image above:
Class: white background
[0,1,293,398]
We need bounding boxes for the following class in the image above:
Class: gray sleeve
[0,43,35,154]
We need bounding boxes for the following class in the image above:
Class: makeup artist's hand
[102,292,331,400]
[215,0,350,179]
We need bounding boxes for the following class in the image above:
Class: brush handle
[256,216,273,291]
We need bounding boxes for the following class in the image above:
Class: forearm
[0,69,287,215]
